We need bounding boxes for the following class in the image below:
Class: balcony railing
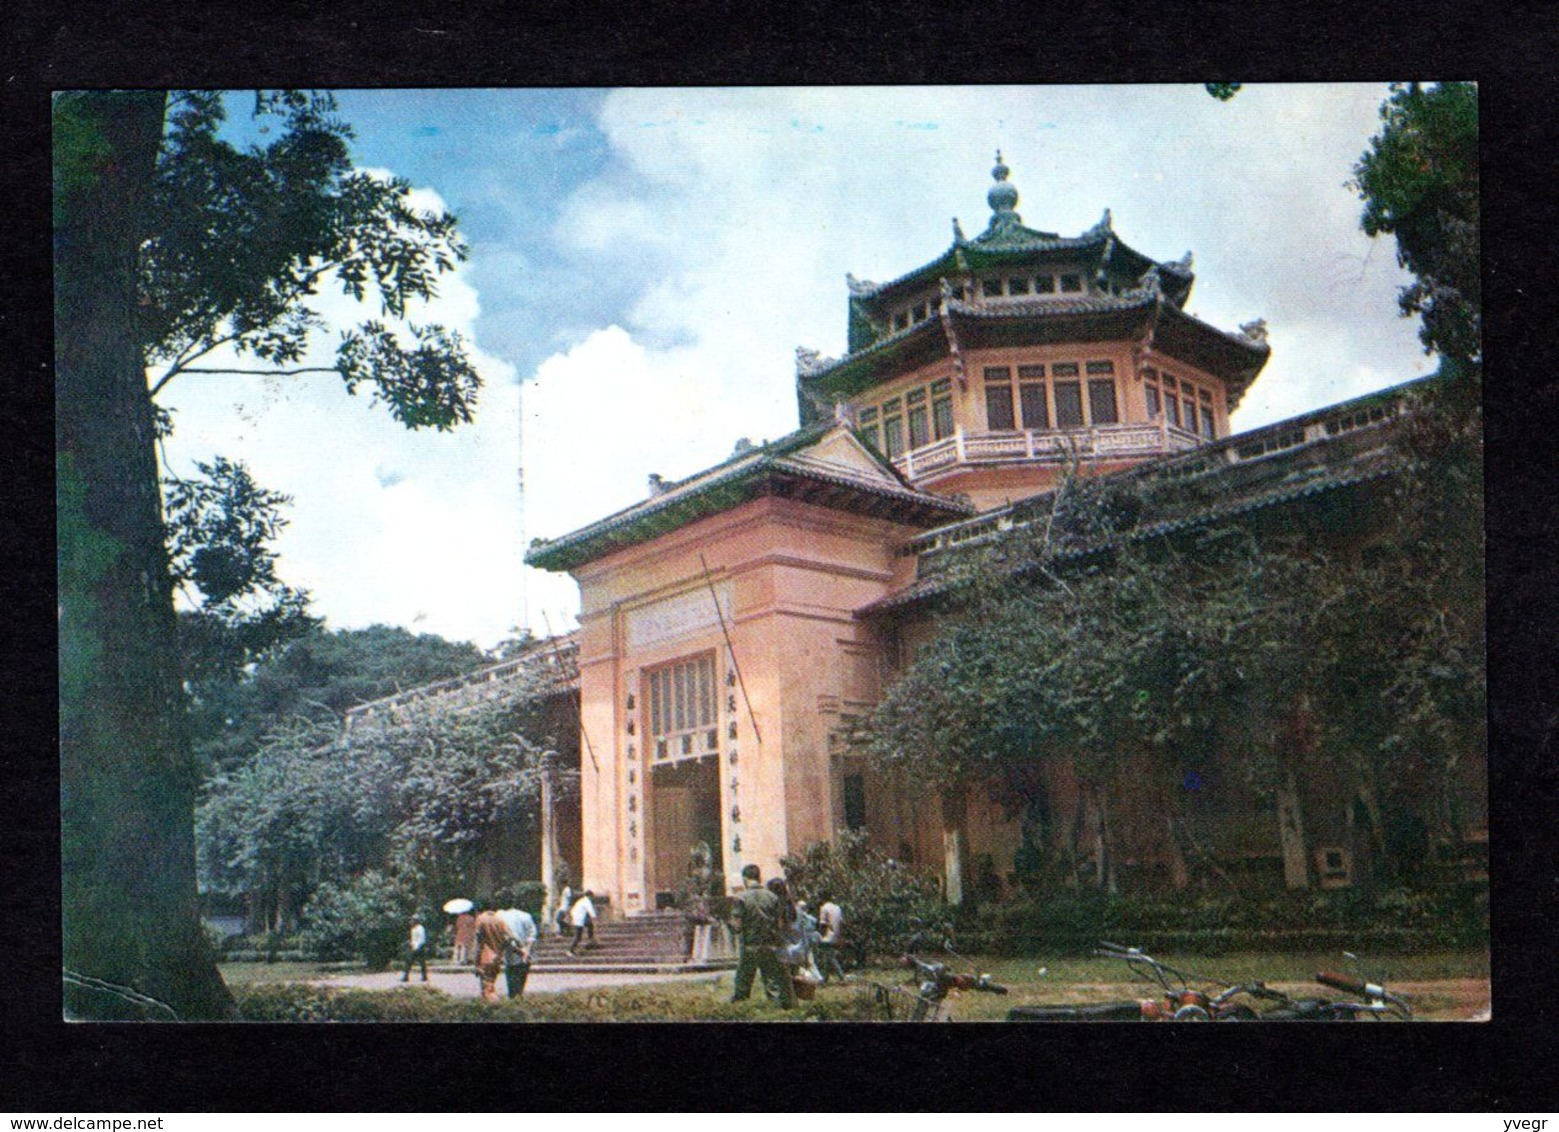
[891,420,1204,480]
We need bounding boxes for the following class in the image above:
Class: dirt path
[306,968,724,999]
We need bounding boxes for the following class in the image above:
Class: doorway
[648,756,723,906]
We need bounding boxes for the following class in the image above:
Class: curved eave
[853,228,1193,310]
[526,456,972,574]
[1153,303,1271,408]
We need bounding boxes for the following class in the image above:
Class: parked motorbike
[1006,942,1412,1022]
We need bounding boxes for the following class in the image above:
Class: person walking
[400,914,429,982]
[816,895,846,983]
[729,865,793,1008]
[498,897,538,998]
[566,890,597,955]
[554,883,574,936]
[472,902,517,1002]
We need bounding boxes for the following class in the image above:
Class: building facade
[526,156,1482,913]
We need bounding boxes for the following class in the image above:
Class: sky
[155,85,1435,651]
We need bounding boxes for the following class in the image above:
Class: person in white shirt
[498,899,538,997]
[816,897,846,983]
[400,914,429,982]
[567,891,597,954]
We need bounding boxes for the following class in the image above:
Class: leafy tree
[189,624,491,774]
[164,456,319,688]
[1351,82,1480,372]
[58,89,484,1018]
[861,464,1483,893]
[197,694,568,930]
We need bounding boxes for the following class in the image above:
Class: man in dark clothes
[728,864,794,1008]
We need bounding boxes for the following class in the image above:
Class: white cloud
[156,188,525,650]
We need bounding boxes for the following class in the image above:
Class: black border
[7,0,1559,1113]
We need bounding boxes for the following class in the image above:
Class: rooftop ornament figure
[986,150,1023,233]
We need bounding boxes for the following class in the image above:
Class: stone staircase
[530,911,733,974]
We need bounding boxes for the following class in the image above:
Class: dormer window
[893,311,909,332]
[912,302,928,322]
[982,277,1002,298]
[1059,273,1083,293]
[1034,274,1055,294]
[1007,277,1030,296]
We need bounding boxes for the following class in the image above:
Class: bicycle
[857,920,1010,1021]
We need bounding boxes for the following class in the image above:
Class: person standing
[499,898,538,998]
[566,890,597,955]
[452,910,477,964]
[400,914,429,983]
[472,902,517,1002]
[816,895,846,983]
[729,865,793,1008]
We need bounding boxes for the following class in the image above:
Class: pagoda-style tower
[796,154,1272,510]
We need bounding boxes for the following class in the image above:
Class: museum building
[521,155,1482,913]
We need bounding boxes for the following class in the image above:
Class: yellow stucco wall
[568,494,929,911]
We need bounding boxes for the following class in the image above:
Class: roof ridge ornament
[1086,208,1113,237]
[845,272,877,296]
[1239,318,1269,344]
[985,149,1022,232]
[952,217,967,245]
[795,345,834,376]
[1165,250,1194,275]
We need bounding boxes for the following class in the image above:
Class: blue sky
[156,85,1434,649]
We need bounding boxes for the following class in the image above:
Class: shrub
[493,881,549,918]
[231,983,880,1023]
[966,884,1488,956]
[781,830,944,962]
[299,870,415,968]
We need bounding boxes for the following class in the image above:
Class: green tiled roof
[525,424,974,573]
[859,377,1427,617]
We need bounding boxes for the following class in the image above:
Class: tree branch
[163,365,343,379]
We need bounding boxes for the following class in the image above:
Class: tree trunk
[940,786,967,906]
[1276,769,1311,890]
[57,91,234,1019]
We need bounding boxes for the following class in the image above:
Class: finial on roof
[1239,318,1269,344]
[952,217,967,244]
[987,150,1021,229]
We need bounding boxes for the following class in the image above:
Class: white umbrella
[442,897,474,915]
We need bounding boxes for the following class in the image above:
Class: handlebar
[1315,971,1411,1019]
[1315,970,1367,995]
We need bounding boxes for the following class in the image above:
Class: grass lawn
[220,960,354,986]
[222,947,1489,1022]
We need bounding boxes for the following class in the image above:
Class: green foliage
[780,830,944,961]
[165,457,319,687]
[1204,82,1242,101]
[862,445,1485,889]
[298,870,415,967]
[188,623,489,774]
[197,695,559,928]
[1352,82,1479,369]
[496,881,550,917]
[231,982,880,1023]
[967,885,1487,956]
[143,91,480,428]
